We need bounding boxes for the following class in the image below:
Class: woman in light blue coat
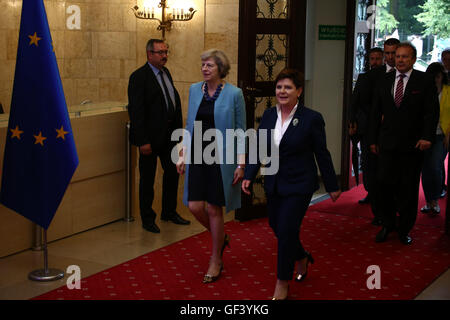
[176,49,246,284]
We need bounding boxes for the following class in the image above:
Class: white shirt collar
[276,103,298,120]
[274,104,299,147]
[386,64,395,73]
[395,68,413,79]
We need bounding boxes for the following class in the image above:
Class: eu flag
[0,0,79,230]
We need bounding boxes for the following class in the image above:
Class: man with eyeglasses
[128,39,190,233]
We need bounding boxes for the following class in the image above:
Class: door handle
[245,87,262,93]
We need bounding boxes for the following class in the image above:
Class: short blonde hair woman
[177,49,246,284]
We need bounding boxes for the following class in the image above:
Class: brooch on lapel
[292,118,299,127]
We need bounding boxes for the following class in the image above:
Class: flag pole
[31,224,43,251]
[125,121,134,223]
[28,229,64,282]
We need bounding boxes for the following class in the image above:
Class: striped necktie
[394,73,406,108]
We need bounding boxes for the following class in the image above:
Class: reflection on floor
[0,192,449,300]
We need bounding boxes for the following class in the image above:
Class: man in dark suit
[128,39,190,233]
[349,40,399,225]
[349,48,383,210]
[368,42,439,245]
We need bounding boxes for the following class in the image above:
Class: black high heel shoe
[295,251,314,282]
[203,264,223,284]
[272,284,289,300]
[203,235,230,284]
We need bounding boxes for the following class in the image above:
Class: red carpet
[33,190,450,300]
[311,184,447,228]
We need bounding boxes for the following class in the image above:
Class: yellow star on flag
[28,32,41,46]
[10,125,24,140]
[34,132,47,146]
[56,126,69,140]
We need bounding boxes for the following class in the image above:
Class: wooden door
[236,0,306,221]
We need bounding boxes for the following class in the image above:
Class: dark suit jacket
[368,69,439,152]
[127,63,183,150]
[244,105,339,197]
[350,65,386,136]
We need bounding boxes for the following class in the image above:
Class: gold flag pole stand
[29,227,64,281]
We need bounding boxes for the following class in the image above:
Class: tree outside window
[374,0,450,70]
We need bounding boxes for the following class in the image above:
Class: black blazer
[127,63,183,150]
[244,105,339,197]
[350,65,387,135]
[368,69,439,152]
[350,72,371,135]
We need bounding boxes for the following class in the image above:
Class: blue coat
[244,105,339,196]
[182,82,246,212]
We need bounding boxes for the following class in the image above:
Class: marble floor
[0,193,449,300]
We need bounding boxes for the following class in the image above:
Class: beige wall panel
[93,32,132,59]
[99,78,128,102]
[86,3,109,32]
[47,184,73,242]
[75,78,99,103]
[64,59,97,79]
[6,29,19,60]
[64,31,92,59]
[121,59,137,79]
[71,171,125,233]
[0,59,15,84]
[0,0,20,30]
[205,3,239,34]
[97,59,121,79]
[46,0,66,31]
[62,78,76,108]
[0,30,7,60]
[0,80,12,113]
[204,33,238,64]
[0,126,6,175]
[0,206,33,257]
[71,111,128,182]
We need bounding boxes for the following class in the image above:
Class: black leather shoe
[161,212,191,225]
[420,204,431,213]
[431,203,441,214]
[371,218,383,226]
[143,221,160,233]
[399,234,412,245]
[375,227,391,243]
[358,195,370,204]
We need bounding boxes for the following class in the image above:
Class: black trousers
[360,135,380,219]
[138,134,178,224]
[376,149,424,236]
[267,192,313,281]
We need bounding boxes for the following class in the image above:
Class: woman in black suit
[242,69,341,300]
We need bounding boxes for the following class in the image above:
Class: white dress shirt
[386,64,395,73]
[274,103,298,147]
[148,62,176,110]
[393,68,413,97]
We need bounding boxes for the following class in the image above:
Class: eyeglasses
[151,50,169,55]
[201,63,217,70]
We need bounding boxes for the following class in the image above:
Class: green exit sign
[318,25,346,40]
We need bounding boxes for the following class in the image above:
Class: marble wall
[0,0,240,116]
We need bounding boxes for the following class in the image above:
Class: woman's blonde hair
[201,49,230,79]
